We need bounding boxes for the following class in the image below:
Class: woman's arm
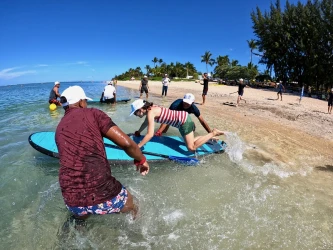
[138,109,156,148]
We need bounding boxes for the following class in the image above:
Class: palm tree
[247,39,257,65]
[201,51,215,73]
[152,57,158,68]
[145,65,151,76]
[158,58,163,66]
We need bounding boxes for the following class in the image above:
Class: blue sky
[0,0,304,85]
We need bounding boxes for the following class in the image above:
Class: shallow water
[0,82,332,249]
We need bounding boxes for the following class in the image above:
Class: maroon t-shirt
[55,107,122,207]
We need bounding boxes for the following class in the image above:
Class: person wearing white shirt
[162,74,171,97]
[100,82,116,104]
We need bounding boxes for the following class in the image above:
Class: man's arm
[105,126,149,175]
[198,115,212,133]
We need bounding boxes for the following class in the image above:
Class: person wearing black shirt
[200,73,209,105]
[154,93,212,136]
[236,78,249,106]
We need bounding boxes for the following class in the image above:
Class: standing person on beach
[327,88,333,114]
[49,81,62,106]
[276,81,285,101]
[130,99,224,151]
[154,93,212,136]
[161,74,171,97]
[236,78,249,106]
[100,82,116,104]
[139,76,150,99]
[56,86,149,222]
[200,73,209,105]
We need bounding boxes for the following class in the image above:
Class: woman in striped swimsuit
[129,99,224,151]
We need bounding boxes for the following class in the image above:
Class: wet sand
[117,80,333,172]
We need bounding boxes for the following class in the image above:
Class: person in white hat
[236,78,250,106]
[139,75,150,99]
[100,81,116,104]
[161,74,171,97]
[154,93,212,136]
[48,81,62,106]
[55,86,149,222]
[129,99,224,151]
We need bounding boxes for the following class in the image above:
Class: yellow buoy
[49,103,57,111]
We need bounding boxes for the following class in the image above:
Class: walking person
[161,74,171,97]
[276,81,285,101]
[56,86,149,222]
[139,76,149,99]
[200,73,209,105]
[236,78,249,106]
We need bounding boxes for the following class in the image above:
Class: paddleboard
[28,132,226,163]
[88,98,131,104]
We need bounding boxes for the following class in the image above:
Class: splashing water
[224,132,246,163]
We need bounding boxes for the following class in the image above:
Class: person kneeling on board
[100,81,116,104]
[154,93,212,136]
[130,99,224,151]
[56,86,149,221]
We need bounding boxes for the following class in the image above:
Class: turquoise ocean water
[0,82,332,249]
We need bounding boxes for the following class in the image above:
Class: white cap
[143,75,147,78]
[165,74,168,76]
[61,86,92,104]
[129,99,145,116]
[239,78,244,82]
[54,81,60,85]
[183,93,195,105]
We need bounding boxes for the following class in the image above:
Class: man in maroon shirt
[56,86,149,221]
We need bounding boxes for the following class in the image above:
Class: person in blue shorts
[276,81,286,101]
[154,93,212,136]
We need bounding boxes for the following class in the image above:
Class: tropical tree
[145,65,151,76]
[247,39,257,65]
[152,57,159,68]
[158,58,163,66]
[201,51,215,73]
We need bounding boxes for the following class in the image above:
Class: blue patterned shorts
[66,186,128,216]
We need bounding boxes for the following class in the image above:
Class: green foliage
[251,0,333,91]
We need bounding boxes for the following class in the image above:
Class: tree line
[251,0,333,92]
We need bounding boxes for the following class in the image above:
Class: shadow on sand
[315,165,333,173]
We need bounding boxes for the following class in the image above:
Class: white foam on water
[162,209,184,225]
[224,132,246,163]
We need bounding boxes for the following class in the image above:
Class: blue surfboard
[28,132,226,163]
[87,98,131,104]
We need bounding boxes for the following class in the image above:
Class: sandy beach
[117,80,333,171]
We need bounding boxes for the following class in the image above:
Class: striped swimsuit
[155,107,188,128]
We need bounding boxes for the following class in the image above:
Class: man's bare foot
[212,128,224,136]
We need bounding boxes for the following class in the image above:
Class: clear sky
[0,0,304,85]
